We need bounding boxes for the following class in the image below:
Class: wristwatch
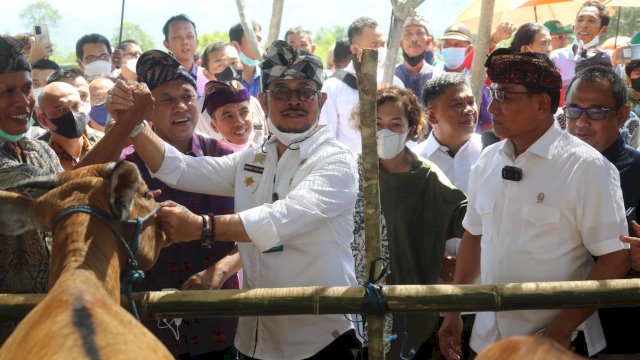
[129,120,147,138]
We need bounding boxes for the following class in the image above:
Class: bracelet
[208,213,216,245]
[201,214,212,248]
[129,120,147,138]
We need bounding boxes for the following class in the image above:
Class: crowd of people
[1,1,640,359]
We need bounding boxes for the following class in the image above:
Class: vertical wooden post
[469,0,495,106]
[235,0,263,60]
[353,48,385,360]
[382,0,426,86]
[267,0,285,45]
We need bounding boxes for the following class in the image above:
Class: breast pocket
[520,204,561,253]
[476,196,496,245]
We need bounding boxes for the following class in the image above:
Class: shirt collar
[499,121,561,160]
[345,61,356,75]
[601,134,625,164]
[423,132,447,157]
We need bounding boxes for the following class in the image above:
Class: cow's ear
[0,190,36,235]
[107,161,143,221]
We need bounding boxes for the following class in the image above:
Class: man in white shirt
[101,40,360,360]
[414,73,481,194]
[438,49,630,359]
[320,17,404,153]
[550,1,611,91]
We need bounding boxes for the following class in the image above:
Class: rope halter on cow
[51,203,163,321]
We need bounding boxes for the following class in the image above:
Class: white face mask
[83,60,112,78]
[441,47,467,70]
[377,47,388,68]
[124,58,138,72]
[81,101,91,124]
[266,117,318,148]
[32,87,43,108]
[377,128,408,159]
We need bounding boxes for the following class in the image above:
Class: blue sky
[3,0,473,54]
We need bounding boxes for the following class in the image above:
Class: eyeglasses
[488,88,531,103]
[562,105,618,120]
[265,86,319,102]
[84,54,111,63]
[123,51,142,59]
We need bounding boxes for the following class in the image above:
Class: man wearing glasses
[438,49,629,359]
[117,40,143,82]
[544,21,572,51]
[84,40,361,360]
[565,65,640,357]
[75,33,114,79]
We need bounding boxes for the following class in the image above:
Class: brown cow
[476,335,584,360]
[0,161,173,359]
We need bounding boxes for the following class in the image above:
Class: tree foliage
[604,7,640,40]
[198,30,230,53]
[112,21,156,51]
[19,0,62,31]
[313,26,347,67]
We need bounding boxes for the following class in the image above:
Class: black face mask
[631,77,640,93]
[402,49,424,67]
[49,110,85,139]
[215,66,241,82]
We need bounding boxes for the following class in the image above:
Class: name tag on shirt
[243,164,264,174]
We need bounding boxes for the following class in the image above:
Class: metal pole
[118,0,125,47]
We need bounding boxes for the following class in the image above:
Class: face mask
[49,110,86,139]
[215,66,241,82]
[266,117,318,147]
[0,118,34,142]
[423,50,434,65]
[124,58,137,72]
[221,134,253,152]
[630,77,640,93]
[32,87,43,108]
[239,51,259,67]
[83,60,112,78]
[574,35,600,50]
[402,49,424,67]
[89,102,110,126]
[377,47,388,68]
[442,47,466,70]
[82,102,91,124]
[377,128,408,160]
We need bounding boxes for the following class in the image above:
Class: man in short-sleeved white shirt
[320,17,404,153]
[105,41,360,360]
[438,49,629,359]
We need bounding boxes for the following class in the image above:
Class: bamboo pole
[353,48,385,360]
[266,0,285,45]
[235,0,263,61]
[469,0,495,106]
[2,280,640,321]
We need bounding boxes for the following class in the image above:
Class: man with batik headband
[0,35,63,344]
[95,40,361,359]
[79,49,241,358]
[439,49,630,359]
[200,80,257,152]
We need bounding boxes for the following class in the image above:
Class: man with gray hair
[91,40,361,359]
[395,10,443,102]
[285,26,316,54]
